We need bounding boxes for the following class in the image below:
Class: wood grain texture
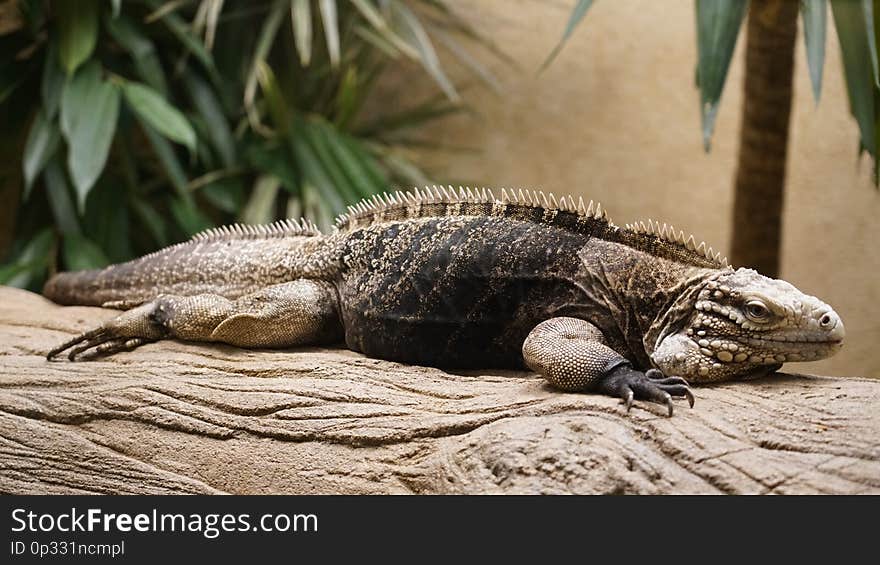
[0,286,877,494]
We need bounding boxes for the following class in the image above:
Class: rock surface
[0,286,877,494]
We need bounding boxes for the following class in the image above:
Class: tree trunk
[730,0,799,278]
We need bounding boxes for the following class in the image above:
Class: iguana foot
[47,303,167,361]
[598,365,694,417]
[522,317,695,416]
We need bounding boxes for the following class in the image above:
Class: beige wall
[397,0,880,377]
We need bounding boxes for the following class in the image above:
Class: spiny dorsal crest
[190,217,321,243]
[137,217,322,261]
[623,218,729,267]
[336,186,726,269]
[334,185,611,231]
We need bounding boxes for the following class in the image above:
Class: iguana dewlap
[43,187,845,415]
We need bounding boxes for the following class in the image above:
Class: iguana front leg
[522,317,694,416]
[47,280,342,361]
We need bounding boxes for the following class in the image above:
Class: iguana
[43,187,845,415]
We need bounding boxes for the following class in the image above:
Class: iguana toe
[74,337,151,361]
[47,302,167,361]
[602,364,695,416]
[47,327,111,361]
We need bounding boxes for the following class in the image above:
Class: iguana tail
[44,219,337,307]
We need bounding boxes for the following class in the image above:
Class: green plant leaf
[291,0,313,66]
[390,0,459,102]
[60,63,120,211]
[81,178,132,262]
[342,135,387,190]
[201,178,245,214]
[130,196,168,247]
[433,28,502,93]
[301,182,333,229]
[138,119,193,205]
[122,81,196,151]
[244,0,286,128]
[290,129,346,213]
[246,143,299,194]
[865,0,879,86]
[319,0,341,67]
[299,119,359,204]
[417,0,519,70]
[349,0,386,30]
[191,116,218,170]
[59,61,98,140]
[0,261,35,288]
[356,93,461,137]
[353,24,401,58]
[240,175,281,225]
[874,0,880,185]
[41,43,65,119]
[184,73,235,167]
[43,157,82,236]
[334,66,361,128]
[105,14,169,96]
[62,233,109,271]
[23,110,61,197]
[56,0,98,75]
[314,119,386,197]
[256,60,290,132]
[349,0,417,58]
[373,146,432,187]
[695,0,748,151]
[542,0,594,70]
[170,196,212,236]
[0,228,53,288]
[0,66,26,106]
[802,0,827,103]
[143,0,216,76]
[831,0,876,157]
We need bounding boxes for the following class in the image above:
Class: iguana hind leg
[48,279,342,361]
[522,317,694,416]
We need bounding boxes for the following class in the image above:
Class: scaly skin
[43,187,845,415]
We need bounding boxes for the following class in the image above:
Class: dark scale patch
[571,238,718,369]
[338,216,595,368]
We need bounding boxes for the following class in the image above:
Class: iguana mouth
[742,336,843,345]
[688,332,843,364]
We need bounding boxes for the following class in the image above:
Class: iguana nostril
[818,312,845,341]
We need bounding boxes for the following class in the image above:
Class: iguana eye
[745,300,770,321]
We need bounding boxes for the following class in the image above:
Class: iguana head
[651,267,845,382]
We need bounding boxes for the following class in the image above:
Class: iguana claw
[47,328,147,361]
[604,365,694,417]
[46,302,166,361]
[646,368,695,408]
[47,327,111,361]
